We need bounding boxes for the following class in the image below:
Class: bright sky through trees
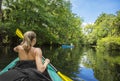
[71,0,120,24]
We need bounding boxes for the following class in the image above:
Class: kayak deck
[0,57,62,81]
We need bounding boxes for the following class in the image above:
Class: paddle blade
[16,29,24,39]
[57,71,73,81]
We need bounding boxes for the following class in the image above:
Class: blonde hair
[21,31,36,52]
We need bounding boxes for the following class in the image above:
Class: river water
[0,46,120,81]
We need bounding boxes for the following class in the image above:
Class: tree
[0,0,83,46]
[112,11,120,36]
[0,0,2,20]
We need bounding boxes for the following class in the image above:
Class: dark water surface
[0,46,120,81]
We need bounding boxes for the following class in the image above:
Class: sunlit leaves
[83,11,120,46]
[0,0,83,46]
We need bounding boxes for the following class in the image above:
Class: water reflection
[0,46,120,81]
[75,67,98,81]
[94,50,120,81]
[72,47,98,81]
[41,46,82,79]
[0,46,17,70]
[42,46,98,81]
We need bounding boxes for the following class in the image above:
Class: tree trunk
[0,0,3,20]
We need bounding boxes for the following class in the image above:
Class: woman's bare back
[17,46,36,60]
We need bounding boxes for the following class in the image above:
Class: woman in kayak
[14,31,50,73]
[0,31,51,81]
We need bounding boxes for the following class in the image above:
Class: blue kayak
[0,57,62,81]
[62,45,74,49]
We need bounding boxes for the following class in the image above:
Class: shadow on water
[0,46,17,70]
[0,46,120,81]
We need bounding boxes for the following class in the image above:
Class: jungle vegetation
[83,11,120,50]
[0,0,83,46]
[0,0,120,51]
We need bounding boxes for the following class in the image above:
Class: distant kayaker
[0,31,51,81]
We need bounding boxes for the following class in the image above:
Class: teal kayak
[0,57,62,81]
[62,45,74,49]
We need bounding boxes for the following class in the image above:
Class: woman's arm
[35,48,50,73]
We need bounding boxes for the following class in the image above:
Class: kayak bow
[0,57,62,81]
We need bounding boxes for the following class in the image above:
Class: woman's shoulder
[14,45,24,52]
[33,47,42,55]
[33,47,41,50]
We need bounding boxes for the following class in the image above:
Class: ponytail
[21,31,36,52]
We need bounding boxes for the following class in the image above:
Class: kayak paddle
[42,56,73,81]
[15,29,73,81]
[16,28,24,39]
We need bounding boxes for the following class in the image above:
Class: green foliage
[97,37,120,50]
[112,11,120,36]
[83,24,98,45]
[0,0,83,46]
[83,11,120,51]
